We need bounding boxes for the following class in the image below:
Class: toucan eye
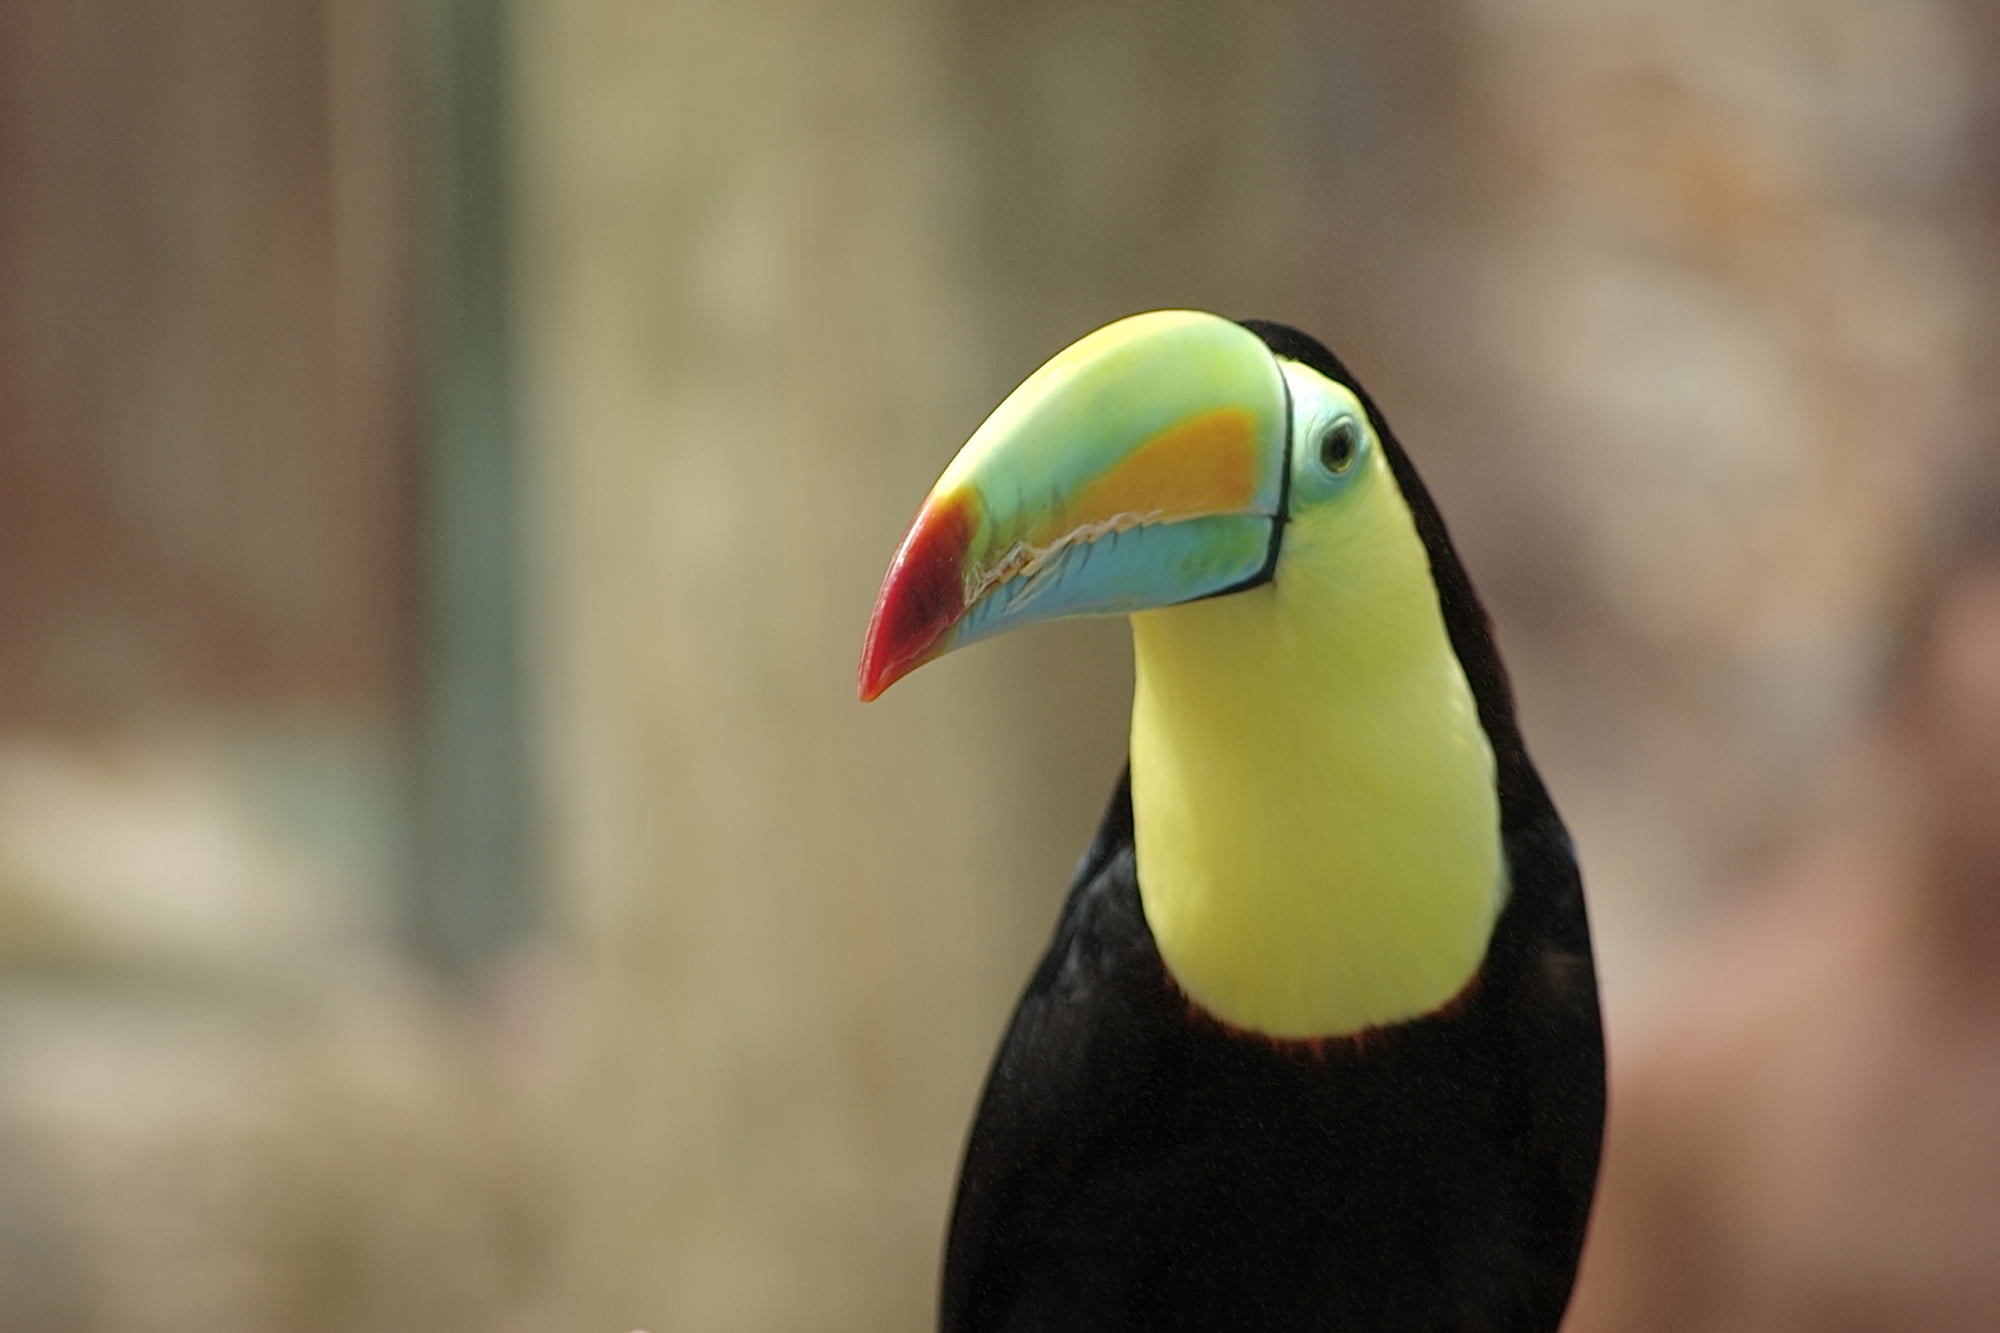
[1318,418,1360,474]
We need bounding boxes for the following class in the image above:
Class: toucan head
[859,310,1401,701]
[857,310,1534,1038]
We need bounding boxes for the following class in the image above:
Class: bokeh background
[2,2,1996,1330]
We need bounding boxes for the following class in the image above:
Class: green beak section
[859,311,1289,700]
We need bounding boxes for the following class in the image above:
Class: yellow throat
[1128,445,1504,1041]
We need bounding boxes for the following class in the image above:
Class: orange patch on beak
[1071,407,1261,528]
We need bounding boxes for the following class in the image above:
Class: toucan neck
[1126,453,1505,1040]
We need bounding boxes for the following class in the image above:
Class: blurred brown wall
[0,10,536,1333]
[0,0,419,729]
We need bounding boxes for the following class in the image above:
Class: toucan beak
[858,310,1290,701]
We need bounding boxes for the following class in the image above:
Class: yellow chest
[1127,453,1503,1040]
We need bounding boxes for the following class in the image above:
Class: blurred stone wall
[1461,0,1993,1017]
[0,4,537,1330]
[0,0,419,727]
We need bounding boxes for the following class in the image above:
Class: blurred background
[2,1,1996,1330]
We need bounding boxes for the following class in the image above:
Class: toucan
[858,312,1604,1332]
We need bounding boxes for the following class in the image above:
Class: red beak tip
[858,490,977,703]
[855,621,921,703]
[856,606,898,702]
